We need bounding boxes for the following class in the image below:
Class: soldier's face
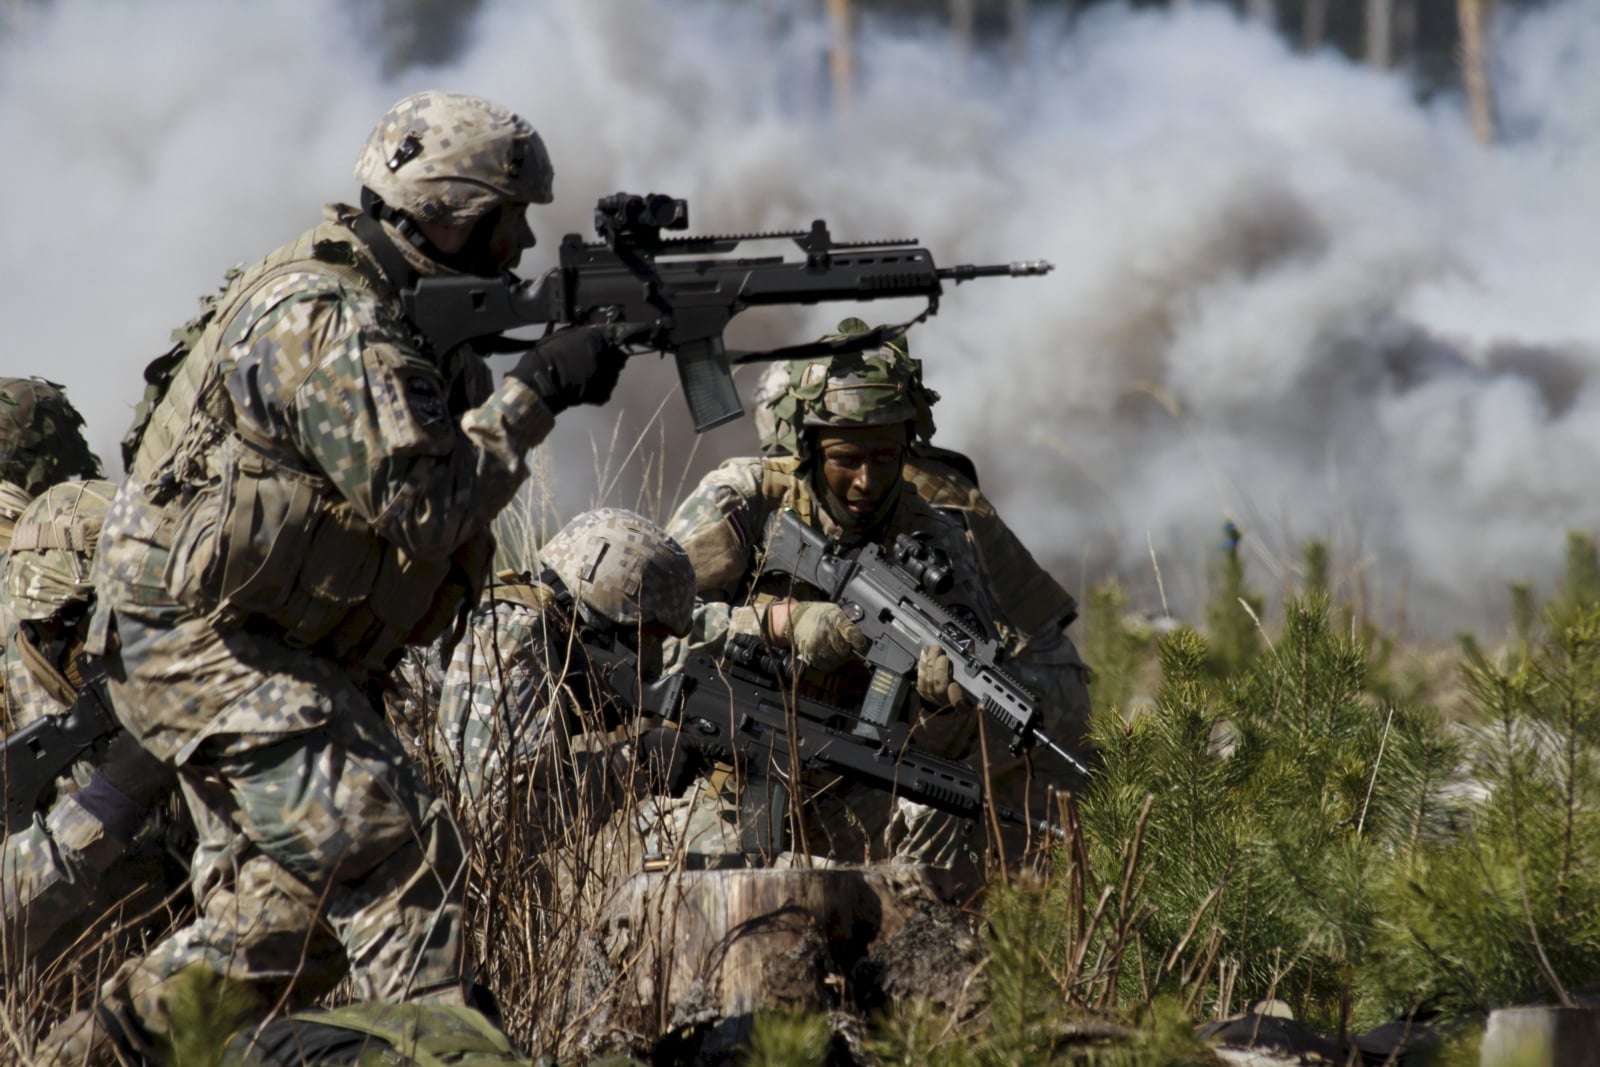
[485,201,536,270]
[817,426,906,519]
[416,201,535,272]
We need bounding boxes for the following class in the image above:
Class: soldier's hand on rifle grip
[75,731,176,845]
[507,324,628,415]
[775,600,870,672]
[916,645,973,713]
[627,726,704,799]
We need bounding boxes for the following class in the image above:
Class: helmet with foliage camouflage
[0,481,30,554]
[539,508,696,635]
[355,90,554,225]
[0,378,103,496]
[4,478,116,621]
[759,318,939,457]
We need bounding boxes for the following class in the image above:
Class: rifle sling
[350,212,419,305]
[14,626,79,709]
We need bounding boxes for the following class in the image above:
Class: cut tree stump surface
[565,864,980,1060]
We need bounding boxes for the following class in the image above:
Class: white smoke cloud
[2,0,1596,635]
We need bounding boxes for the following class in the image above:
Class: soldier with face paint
[661,326,1084,874]
[41,91,633,1065]
[748,321,1094,788]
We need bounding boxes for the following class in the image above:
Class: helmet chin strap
[354,188,422,290]
[357,188,506,279]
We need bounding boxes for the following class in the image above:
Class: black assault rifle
[761,510,1090,776]
[2,670,117,834]
[401,192,1053,432]
[588,636,1062,844]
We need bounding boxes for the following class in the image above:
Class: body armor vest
[134,221,492,671]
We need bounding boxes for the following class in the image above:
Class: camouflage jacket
[433,575,643,849]
[667,456,1093,769]
[664,455,1002,732]
[434,578,575,799]
[93,205,555,733]
[904,447,1078,645]
[0,620,75,733]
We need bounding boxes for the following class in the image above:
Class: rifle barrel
[1034,728,1091,778]
[938,260,1055,282]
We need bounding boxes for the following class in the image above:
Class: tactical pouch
[162,435,471,666]
[164,439,319,620]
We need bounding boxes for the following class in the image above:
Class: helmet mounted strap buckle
[387,133,424,172]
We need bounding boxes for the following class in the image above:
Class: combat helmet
[4,479,117,621]
[759,318,939,458]
[0,378,103,496]
[355,90,554,226]
[0,481,31,555]
[538,508,696,636]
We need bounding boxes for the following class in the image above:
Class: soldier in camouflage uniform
[0,375,103,693]
[0,480,32,694]
[0,479,178,961]
[662,331,1085,873]
[748,322,1093,764]
[434,508,696,807]
[41,91,630,1063]
[0,480,31,557]
[0,377,103,498]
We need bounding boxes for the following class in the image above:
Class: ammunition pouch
[164,436,491,670]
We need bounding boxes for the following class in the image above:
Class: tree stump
[563,864,982,1063]
[1482,1007,1600,1067]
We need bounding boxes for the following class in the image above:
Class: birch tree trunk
[1246,0,1276,25]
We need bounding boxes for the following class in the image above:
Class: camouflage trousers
[79,610,467,1045]
[2,793,127,955]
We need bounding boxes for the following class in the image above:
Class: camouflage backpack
[0,378,102,496]
[120,267,242,473]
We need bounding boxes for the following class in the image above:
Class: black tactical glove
[72,731,177,845]
[507,325,627,415]
[635,725,729,798]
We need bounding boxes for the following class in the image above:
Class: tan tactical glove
[783,601,870,671]
[916,645,971,710]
